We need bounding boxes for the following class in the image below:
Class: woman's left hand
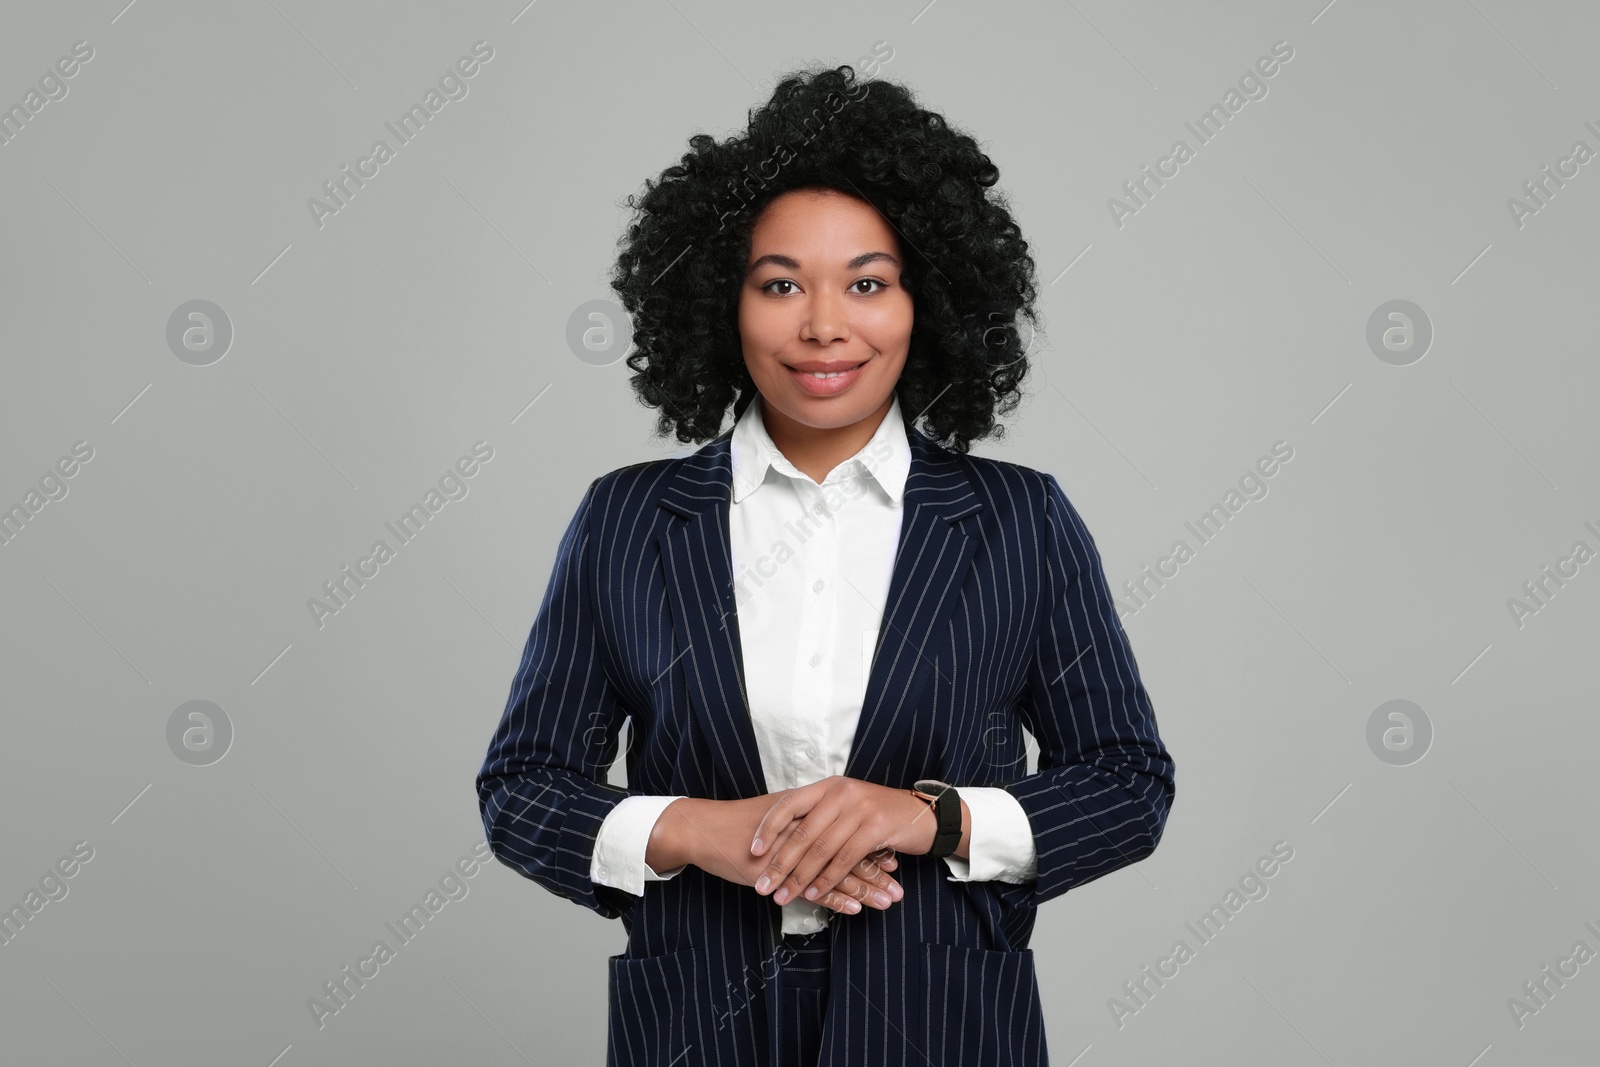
[749,776,940,908]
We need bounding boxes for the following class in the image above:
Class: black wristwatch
[911,779,962,859]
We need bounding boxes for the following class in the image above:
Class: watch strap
[911,783,962,859]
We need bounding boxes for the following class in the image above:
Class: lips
[786,359,867,397]
[788,360,867,375]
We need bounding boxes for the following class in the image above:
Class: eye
[851,278,887,294]
[760,279,798,296]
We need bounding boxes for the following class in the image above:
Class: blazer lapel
[656,435,768,799]
[654,416,985,799]
[845,425,984,784]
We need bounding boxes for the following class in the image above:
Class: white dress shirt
[590,392,1038,934]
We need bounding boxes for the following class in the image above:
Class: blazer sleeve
[997,472,1177,910]
[476,477,640,920]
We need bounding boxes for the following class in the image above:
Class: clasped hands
[653,776,943,918]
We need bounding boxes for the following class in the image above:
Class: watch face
[914,779,950,794]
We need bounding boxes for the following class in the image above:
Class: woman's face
[738,188,913,439]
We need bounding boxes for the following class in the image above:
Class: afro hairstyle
[610,62,1041,454]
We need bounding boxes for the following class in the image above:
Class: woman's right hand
[652,796,902,916]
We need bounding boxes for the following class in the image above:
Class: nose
[799,287,849,345]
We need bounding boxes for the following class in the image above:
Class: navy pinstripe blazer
[476,413,1176,1067]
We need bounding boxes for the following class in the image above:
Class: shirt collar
[730,392,910,506]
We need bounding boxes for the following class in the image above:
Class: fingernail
[751,838,762,853]
[756,876,769,893]
[775,888,788,904]
[872,891,892,907]
[845,899,861,913]
[890,882,902,899]
[805,886,819,900]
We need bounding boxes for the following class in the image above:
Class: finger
[849,855,901,897]
[747,822,796,888]
[763,821,895,900]
[758,796,838,895]
[751,784,819,857]
[837,870,898,910]
[758,816,814,900]
[803,826,885,903]
[762,808,837,903]
[749,790,797,857]
[817,888,863,915]
[777,813,860,906]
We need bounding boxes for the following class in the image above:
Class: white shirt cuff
[940,786,1038,884]
[591,794,689,895]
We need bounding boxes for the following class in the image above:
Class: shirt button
[809,652,822,667]
[805,743,819,759]
[599,866,608,876]
[813,579,825,593]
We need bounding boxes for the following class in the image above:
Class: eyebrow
[745,251,900,276]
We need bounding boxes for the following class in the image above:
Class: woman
[477,64,1176,1067]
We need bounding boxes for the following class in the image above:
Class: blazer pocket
[605,946,697,1067]
[922,943,1048,1067]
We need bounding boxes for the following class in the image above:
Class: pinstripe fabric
[477,413,1176,1067]
[777,929,832,1067]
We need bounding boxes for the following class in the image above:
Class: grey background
[2,0,1596,1063]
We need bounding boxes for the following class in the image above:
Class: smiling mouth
[790,360,867,379]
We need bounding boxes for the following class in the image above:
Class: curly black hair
[610,63,1041,455]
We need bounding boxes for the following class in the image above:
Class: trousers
[775,924,831,1067]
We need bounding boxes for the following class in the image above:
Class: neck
[761,395,893,484]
